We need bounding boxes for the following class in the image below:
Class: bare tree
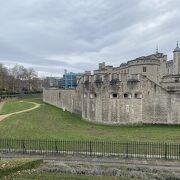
[26,68,37,91]
[0,63,42,94]
[0,64,9,92]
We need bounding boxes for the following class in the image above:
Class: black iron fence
[0,138,180,160]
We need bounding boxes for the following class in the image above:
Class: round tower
[173,41,180,74]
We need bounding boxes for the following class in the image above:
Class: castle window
[143,67,146,72]
[113,93,117,98]
[175,77,179,82]
[154,84,157,91]
[135,92,142,99]
[90,93,97,98]
[59,93,61,99]
[110,93,118,98]
[124,93,132,99]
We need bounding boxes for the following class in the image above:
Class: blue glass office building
[63,72,82,89]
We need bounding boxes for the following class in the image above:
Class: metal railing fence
[0,138,179,160]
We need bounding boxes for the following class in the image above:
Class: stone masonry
[43,44,180,124]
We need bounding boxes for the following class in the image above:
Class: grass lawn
[0,98,180,143]
[0,100,35,115]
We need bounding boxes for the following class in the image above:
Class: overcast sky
[0,0,179,77]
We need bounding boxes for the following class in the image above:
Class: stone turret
[173,41,180,74]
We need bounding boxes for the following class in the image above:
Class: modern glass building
[63,72,82,89]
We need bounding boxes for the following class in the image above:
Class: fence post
[7,141,10,153]
[126,142,129,158]
[55,140,58,154]
[90,141,92,157]
[22,140,26,154]
[179,144,180,160]
[164,143,167,160]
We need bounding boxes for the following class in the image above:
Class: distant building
[63,71,82,89]
[84,71,91,75]
[58,78,64,89]
[44,77,60,88]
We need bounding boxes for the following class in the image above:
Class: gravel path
[0,101,40,122]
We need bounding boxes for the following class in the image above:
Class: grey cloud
[0,0,179,76]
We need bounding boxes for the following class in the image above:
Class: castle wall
[141,78,169,124]
[43,88,82,114]
[168,93,180,123]
[43,49,180,125]
[43,74,180,125]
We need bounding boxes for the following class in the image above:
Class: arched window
[143,67,147,72]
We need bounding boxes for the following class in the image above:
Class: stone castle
[43,43,180,124]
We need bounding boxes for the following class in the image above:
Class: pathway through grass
[0,100,35,115]
[0,100,40,121]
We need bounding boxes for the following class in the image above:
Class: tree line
[0,63,43,94]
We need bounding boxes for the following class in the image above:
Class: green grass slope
[0,98,180,143]
[0,100,35,115]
